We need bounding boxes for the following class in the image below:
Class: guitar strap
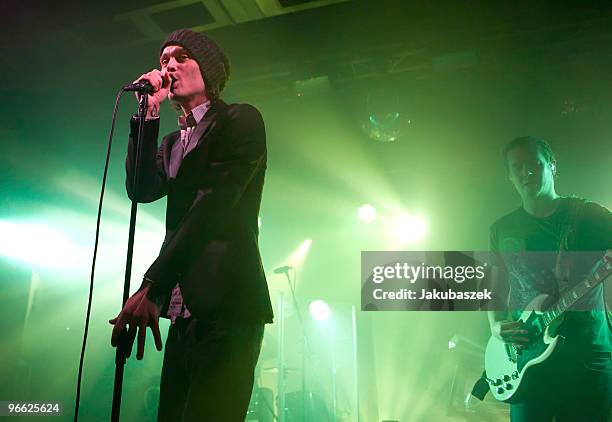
[555,197,612,330]
[470,372,490,401]
[554,196,585,296]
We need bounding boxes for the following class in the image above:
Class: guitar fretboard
[540,251,612,326]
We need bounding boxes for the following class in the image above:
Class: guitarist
[487,136,611,421]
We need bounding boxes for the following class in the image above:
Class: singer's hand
[133,69,171,118]
[109,285,163,360]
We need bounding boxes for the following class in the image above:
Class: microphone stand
[280,269,312,422]
[111,92,148,422]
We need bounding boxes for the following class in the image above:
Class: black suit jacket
[126,99,273,323]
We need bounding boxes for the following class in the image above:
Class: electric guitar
[484,250,612,403]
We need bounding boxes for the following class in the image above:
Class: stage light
[309,299,331,321]
[0,220,85,268]
[287,238,312,267]
[358,204,377,223]
[387,214,427,244]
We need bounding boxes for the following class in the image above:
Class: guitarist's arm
[487,265,530,347]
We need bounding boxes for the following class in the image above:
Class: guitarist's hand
[491,320,530,348]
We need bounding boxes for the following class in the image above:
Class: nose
[166,57,178,72]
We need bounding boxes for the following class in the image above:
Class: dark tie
[178,112,197,131]
[178,112,198,157]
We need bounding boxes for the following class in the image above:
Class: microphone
[273,265,293,274]
[123,80,154,93]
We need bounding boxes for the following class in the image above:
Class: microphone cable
[73,88,125,422]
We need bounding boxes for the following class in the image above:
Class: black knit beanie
[160,29,230,99]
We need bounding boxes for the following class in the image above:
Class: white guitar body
[484,294,564,403]
[483,250,611,403]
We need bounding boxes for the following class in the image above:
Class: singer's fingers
[110,316,126,347]
[134,72,152,86]
[161,69,171,88]
[146,72,160,92]
[138,70,161,92]
[151,320,163,351]
[126,323,137,358]
[136,323,147,360]
[156,74,165,91]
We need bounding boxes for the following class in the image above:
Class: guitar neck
[542,250,612,325]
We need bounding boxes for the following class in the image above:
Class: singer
[109,28,273,421]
